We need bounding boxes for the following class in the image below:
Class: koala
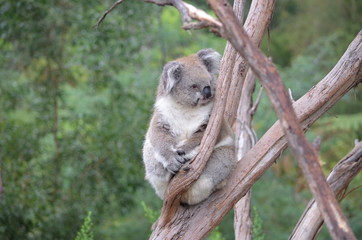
[143,49,236,205]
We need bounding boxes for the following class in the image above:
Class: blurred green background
[0,0,361,239]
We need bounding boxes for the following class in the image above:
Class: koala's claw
[176,149,186,156]
[165,153,191,174]
[176,154,190,164]
[166,162,181,174]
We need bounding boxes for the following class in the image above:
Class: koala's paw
[176,146,199,162]
[165,150,191,174]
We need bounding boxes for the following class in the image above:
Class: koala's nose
[203,86,212,99]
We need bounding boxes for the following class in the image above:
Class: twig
[94,0,126,28]
[288,88,295,103]
[250,85,263,116]
[341,185,361,199]
[312,136,321,155]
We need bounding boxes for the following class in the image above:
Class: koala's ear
[197,49,221,75]
[161,61,183,94]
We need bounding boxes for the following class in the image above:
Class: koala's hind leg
[180,145,235,205]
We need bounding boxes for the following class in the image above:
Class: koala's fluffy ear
[161,61,183,94]
[197,49,221,75]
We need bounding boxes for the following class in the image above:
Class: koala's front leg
[176,123,207,161]
[148,118,191,175]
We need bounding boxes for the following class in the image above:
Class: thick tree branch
[290,141,362,240]
[149,28,362,240]
[225,0,276,125]
[207,0,358,239]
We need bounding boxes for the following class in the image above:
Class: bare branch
[290,141,362,240]
[94,0,126,28]
[231,1,254,238]
[235,69,258,160]
[288,88,296,103]
[250,84,263,116]
[182,2,222,28]
[95,0,222,34]
[234,191,253,240]
[207,0,357,239]
[234,58,257,240]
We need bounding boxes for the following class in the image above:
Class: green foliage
[317,113,362,133]
[141,201,160,223]
[207,227,226,240]
[262,0,362,66]
[75,212,94,240]
[253,207,265,240]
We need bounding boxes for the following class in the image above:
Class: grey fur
[143,49,236,205]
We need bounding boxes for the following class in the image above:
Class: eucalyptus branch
[250,84,263,116]
[95,0,222,34]
[94,0,125,28]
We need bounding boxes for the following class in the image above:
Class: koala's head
[158,49,221,107]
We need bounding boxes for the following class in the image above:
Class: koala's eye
[191,84,198,89]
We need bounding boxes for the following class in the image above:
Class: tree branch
[95,0,222,34]
[234,68,257,240]
[207,0,358,239]
[224,0,276,125]
[290,141,362,240]
[94,0,126,28]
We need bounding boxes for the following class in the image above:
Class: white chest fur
[155,96,212,141]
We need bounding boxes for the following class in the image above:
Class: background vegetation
[0,0,361,239]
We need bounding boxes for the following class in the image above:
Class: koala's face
[160,49,221,107]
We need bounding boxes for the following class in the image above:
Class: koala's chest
[169,110,208,139]
[157,102,211,141]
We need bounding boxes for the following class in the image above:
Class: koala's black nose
[203,86,212,99]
